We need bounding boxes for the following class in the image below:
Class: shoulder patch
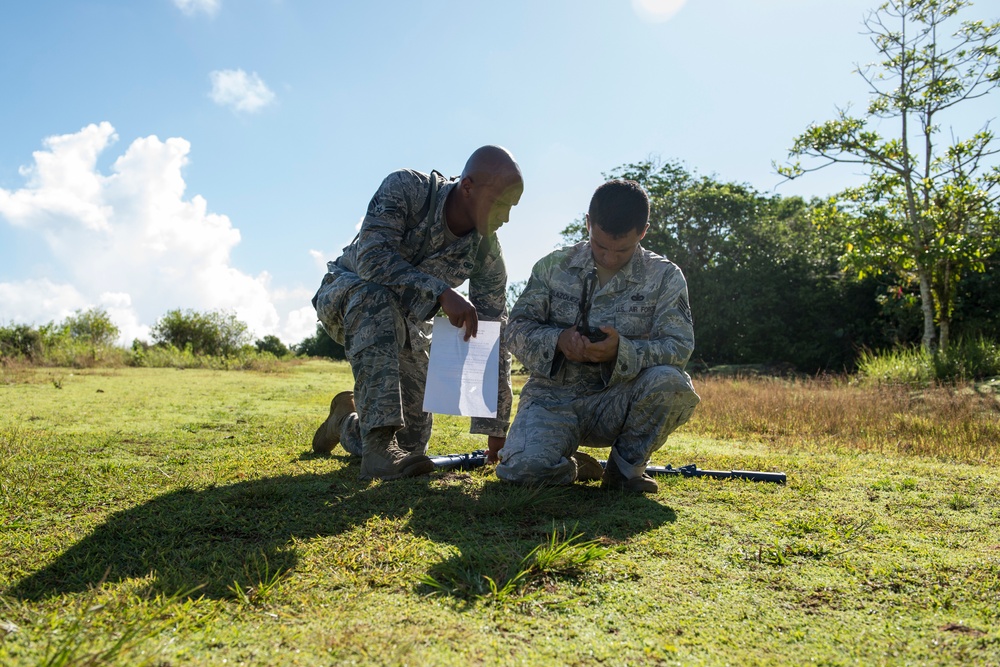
[679,296,692,324]
[367,194,387,218]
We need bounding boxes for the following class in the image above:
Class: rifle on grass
[429,450,786,484]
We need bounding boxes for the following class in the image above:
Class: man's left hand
[581,326,619,363]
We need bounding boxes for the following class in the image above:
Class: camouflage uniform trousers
[315,277,433,458]
[496,365,699,485]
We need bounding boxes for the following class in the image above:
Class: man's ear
[639,223,650,240]
[585,214,591,234]
[459,176,474,198]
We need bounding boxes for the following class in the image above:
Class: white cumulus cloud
[0,278,86,325]
[209,69,276,113]
[0,121,115,232]
[173,0,220,18]
[0,123,314,345]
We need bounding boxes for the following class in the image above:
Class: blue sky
[1,0,997,344]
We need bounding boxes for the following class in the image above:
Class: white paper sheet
[422,319,500,418]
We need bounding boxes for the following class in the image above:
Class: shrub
[255,335,290,358]
[0,324,44,360]
[857,337,1000,387]
[932,336,1000,382]
[151,309,250,356]
[1,312,125,367]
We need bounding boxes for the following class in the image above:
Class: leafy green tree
[255,334,290,357]
[780,0,1000,351]
[151,309,250,356]
[64,307,120,347]
[294,324,346,360]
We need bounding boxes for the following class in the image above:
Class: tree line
[559,158,998,373]
[3,1,996,378]
[0,308,310,369]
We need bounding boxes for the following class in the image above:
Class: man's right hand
[558,325,619,363]
[438,288,479,340]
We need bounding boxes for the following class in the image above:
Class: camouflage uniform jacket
[507,240,694,400]
[319,168,512,436]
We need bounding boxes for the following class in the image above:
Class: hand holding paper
[422,319,500,418]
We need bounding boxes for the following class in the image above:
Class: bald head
[461,145,523,188]
[446,145,523,237]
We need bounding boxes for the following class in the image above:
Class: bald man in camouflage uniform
[496,179,699,493]
[312,146,523,481]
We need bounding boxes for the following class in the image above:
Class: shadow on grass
[415,477,676,603]
[7,455,675,602]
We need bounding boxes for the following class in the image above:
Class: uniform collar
[432,179,481,250]
[569,240,647,285]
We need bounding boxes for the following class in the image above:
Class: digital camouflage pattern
[313,169,513,453]
[496,240,700,485]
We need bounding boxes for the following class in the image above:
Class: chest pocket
[614,294,656,338]
[550,291,581,330]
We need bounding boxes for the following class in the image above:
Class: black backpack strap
[410,170,442,228]
[410,170,443,266]
[474,232,493,267]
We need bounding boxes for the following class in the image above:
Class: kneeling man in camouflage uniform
[312,146,522,481]
[496,179,699,493]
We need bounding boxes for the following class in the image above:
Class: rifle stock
[428,451,491,471]
[429,451,786,484]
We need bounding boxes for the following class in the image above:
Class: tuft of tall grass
[30,341,131,369]
[419,527,610,603]
[229,551,289,606]
[857,337,1000,387]
[29,572,202,667]
[856,346,934,387]
[2,338,291,372]
[688,374,1000,464]
[127,344,286,371]
[0,357,34,385]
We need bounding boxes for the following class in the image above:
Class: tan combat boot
[359,427,435,481]
[571,450,605,483]
[312,391,356,454]
[601,455,658,494]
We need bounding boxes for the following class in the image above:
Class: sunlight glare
[632,0,688,23]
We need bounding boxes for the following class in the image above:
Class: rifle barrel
[645,464,786,484]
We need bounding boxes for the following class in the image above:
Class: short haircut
[588,179,649,236]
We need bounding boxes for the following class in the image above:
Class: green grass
[1,361,999,665]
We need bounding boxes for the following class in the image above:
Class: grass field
[1,360,998,665]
